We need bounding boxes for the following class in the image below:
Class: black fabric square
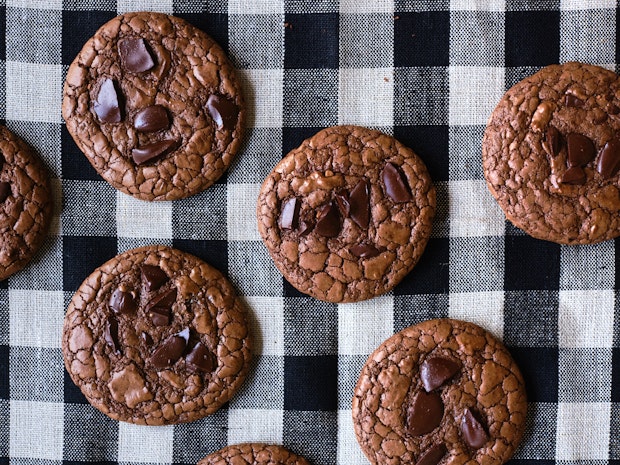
[509,346,558,402]
[0,6,5,61]
[63,369,88,404]
[0,346,8,400]
[63,236,117,292]
[505,11,560,67]
[282,127,326,156]
[504,236,560,291]
[613,348,620,402]
[394,12,449,67]
[284,14,338,69]
[61,10,117,66]
[504,291,559,347]
[393,294,449,332]
[175,13,229,50]
[172,240,228,278]
[61,126,101,181]
[284,355,337,411]
[173,411,229,464]
[394,125,449,181]
[63,404,118,462]
[283,279,307,298]
[284,299,338,355]
[394,238,449,295]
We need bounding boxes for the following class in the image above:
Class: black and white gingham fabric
[1,0,620,464]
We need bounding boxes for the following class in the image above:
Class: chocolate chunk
[134,105,170,132]
[118,38,155,73]
[350,243,381,258]
[146,288,177,326]
[141,331,153,346]
[406,391,444,436]
[109,288,137,315]
[349,179,370,228]
[206,94,239,131]
[564,94,584,108]
[150,328,190,369]
[461,408,489,449]
[0,182,10,203]
[132,139,177,165]
[103,317,120,354]
[279,197,300,230]
[597,138,620,179]
[298,217,314,236]
[382,163,412,203]
[186,342,214,373]
[543,126,562,158]
[315,202,341,237]
[420,357,460,392]
[93,78,122,123]
[141,265,168,292]
[334,190,351,217]
[567,133,595,167]
[415,443,448,465]
[560,166,586,185]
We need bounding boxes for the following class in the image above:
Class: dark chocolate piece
[560,166,586,185]
[597,138,620,179]
[315,202,340,237]
[134,105,170,132]
[349,179,370,228]
[109,288,137,315]
[279,197,300,230]
[93,78,122,123]
[382,163,412,203]
[132,139,177,165]
[567,133,595,167]
[0,182,10,203]
[564,94,584,108]
[150,328,190,369]
[186,342,214,373]
[420,357,460,392]
[103,317,120,354]
[118,38,155,73]
[461,408,489,450]
[407,391,444,436]
[415,443,448,465]
[146,288,177,326]
[350,243,381,258]
[543,126,562,158]
[206,94,239,131]
[335,190,351,217]
[141,265,168,292]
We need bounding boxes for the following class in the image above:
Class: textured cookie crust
[198,444,310,465]
[352,319,527,465]
[62,246,251,425]
[62,12,244,201]
[483,62,620,244]
[257,125,435,303]
[0,126,52,280]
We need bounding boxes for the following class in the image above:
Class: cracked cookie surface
[352,318,527,465]
[62,12,244,201]
[257,125,436,303]
[483,62,620,244]
[198,444,310,465]
[0,126,52,280]
[62,245,251,425]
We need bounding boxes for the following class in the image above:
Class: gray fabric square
[448,125,485,181]
[506,0,560,10]
[450,11,505,66]
[394,67,449,125]
[511,402,557,460]
[283,410,337,465]
[10,347,64,402]
[284,298,337,355]
[6,8,62,64]
[229,355,284,409]
[611,402,620,459]
[449,236,505,292]
[558,348,612,402]
[8,236,63,291]
[0,289,7,345]
[505,65,543,89]
[395,0,449,11]
[117,237,173,252]
[337,355,364,407]
[0,399,7,456]
[173,0,227,13]
[283,69,338,127]
[228,128,283,184]
[284,0,338,13]
[229,14,284,69]
[173,409,229,464]
[504,290,559,347]
[560,241,615,291]
[393,294,449,332]
[0,61,5,120]
[339,14,393,68]
[63,403,118,462]
[172,184,226,241]
[63,0,116,9]
[5,121,61,178]
[560,10,616,64]
[228,241,283,296]
[61,180,117,237]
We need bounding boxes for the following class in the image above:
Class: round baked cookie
[62,246,251,425]
[198,444,310,465]
[62,12,244,201]
[352,318,527,465]
[483,61,620,244]
[257,125,436,303]
[0,126,52,280]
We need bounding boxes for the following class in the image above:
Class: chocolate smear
[150,328,190,369]
[93,78,122,123]
[118,38,155,73]
[132,139,177,165]
[382,162,412,203]
[207,94,239,131]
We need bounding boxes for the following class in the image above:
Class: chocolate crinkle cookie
[62,12,244,201]
[257,125,436,303]
[0,126,52,280]
[197,444,310,465]
[483,61,620,244]
[62,246,251,425]
[352,319,527,465]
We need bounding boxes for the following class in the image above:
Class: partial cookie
[0,126,52,280]
[483,61,620,244]
[62,246,251,425]
[198,444,310,465]
[257,125,435,303]
[62,12,244,201]
[352,319,527,465]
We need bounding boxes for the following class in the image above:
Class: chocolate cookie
[197,444,310,465]
[352,319,527,465]
[257,125,435,303]
[62,246,251,425]
[62,12,244,201]
[483,62,620,244]
[0,126,52,280]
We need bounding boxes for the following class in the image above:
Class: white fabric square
[337,409,368,465]
[228,0,284,14]
[450,0,505,11]
[449,179,506,237]
[238,68,284,128]
[118,423,174,463]
[227,183,261,241]
[555,402,611,460]
[116,191,173,239]
[558,290,615,348]
[338,67,394,127]
[6,0,62,9]
[338,296,394,356]
[10,400,63,460]
[560,0,616,10]
[245,296,284,356]
[449,291,504,340]
[6,61,61,124]
[340,0,393,13]
[9,289,64,348]
[117,0,173,13]
[449,66,504,126]
[227,408,283,444]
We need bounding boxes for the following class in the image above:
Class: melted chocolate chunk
[150,328,189,369]
[279,197,300,230]
[134,105,170,132]
[420,357,460,392]
[597,138,620,179]
[543,126,562,158]
[461,408,489,450]
[0,182,10,203]
[382,163,412,203]
[407,391,444,436]
[118,38,155,73]
[560,166,586,185]
[334,190,351,217]
[298,217,314,236]
[93,78,122,123]
[109,288,137,315]
[132,139,177,165]
[206,94,239,131]
[415,443,448,465]
[186,342,214,373]
[141,265,168,292]
[315,202,341,237]
[103,317,120,354]
[349,179,370,228]
[567,133,595,167]
[146,288,177,326]
[350,243,381,258]
[564,94,584,108]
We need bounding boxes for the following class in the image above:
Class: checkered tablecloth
[1,0,619,464]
